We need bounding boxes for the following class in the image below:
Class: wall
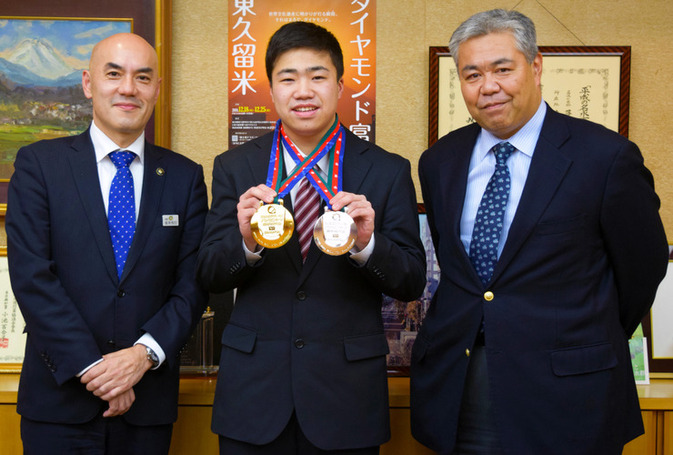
[171,0,673,237]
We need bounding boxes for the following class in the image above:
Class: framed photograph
[384,204,438,375]
[0,0,172,214]
[0,0,171,372]
[428,45,631,147]
[641,249,673,376]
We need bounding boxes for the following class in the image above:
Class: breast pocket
[536,214,587,236]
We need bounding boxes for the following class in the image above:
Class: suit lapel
[122,142,166,281]
[441,127,480,280]
[68,131,119,283]
[493,108,573,282]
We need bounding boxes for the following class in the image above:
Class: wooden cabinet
[2,374,673,454]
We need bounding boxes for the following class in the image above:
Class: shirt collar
[476,99,547,160]
[90,121,145,164]
[282,142,329,177]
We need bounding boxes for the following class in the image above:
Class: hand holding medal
[250,117,357,256]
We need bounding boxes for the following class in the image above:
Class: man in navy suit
[410,9,668,455]
[197,21,426,454]
[6,33,208,454]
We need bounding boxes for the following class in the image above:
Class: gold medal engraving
[250,200,294,248]
[313,209,357,256]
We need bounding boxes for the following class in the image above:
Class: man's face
[457,32,542,139]
[82,34,160,148]
[269,48,343,152]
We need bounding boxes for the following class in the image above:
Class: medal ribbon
[281,120,345,210]
[265,116,345,209]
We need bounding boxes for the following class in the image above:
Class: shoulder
[542,108,636,160]
[18,130,86,154]
[343,128,410,169]
[147,142,201,168]
[420,122,480,166]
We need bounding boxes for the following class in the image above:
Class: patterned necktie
[294,177,321,261]
[108,150,137,279]
[469,142,515,285]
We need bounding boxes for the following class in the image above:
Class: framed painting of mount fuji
[0,0,171,213]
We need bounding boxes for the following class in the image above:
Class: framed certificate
[428,45,631,146]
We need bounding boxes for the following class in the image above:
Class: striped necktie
[294,177,321,261]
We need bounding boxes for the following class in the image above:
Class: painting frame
[428,45,631,147]
[642,251,673,376]
[385,203,437,376]
[0,0,172,215]
[0,0,172,372]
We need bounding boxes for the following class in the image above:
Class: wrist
[138,344,160,369]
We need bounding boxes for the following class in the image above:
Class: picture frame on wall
[0,0,171,373]
[384,204,438,375]
[428,45,631,147]
[641,249,673,376]
[0,0,172,214]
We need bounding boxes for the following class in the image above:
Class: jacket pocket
[536,214,586,236]
[343,333,389,361]
[221,323,257,354]
[551,342,617,376]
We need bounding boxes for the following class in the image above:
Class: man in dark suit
[197,21,426,454]
[410,9,668,455]
[6,33,208,454]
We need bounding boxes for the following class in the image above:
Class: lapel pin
[156,167,165,176]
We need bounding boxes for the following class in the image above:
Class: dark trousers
[218,412,379,455]
[21,415,173,455]
[453,344,503,455]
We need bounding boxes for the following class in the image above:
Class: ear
[82,70,93,100]
[337,77,344,99]
[532,52,543,86]
[154,77,162,103]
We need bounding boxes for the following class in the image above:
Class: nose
[118,75,137,96]
[294,78,313,98]
[480,73,500,95]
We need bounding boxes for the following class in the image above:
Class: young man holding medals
[197,21,426,454]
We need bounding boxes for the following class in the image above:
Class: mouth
[113,99,141,111]
[292,105,319,113]
[480,99,509,111]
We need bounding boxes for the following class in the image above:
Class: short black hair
[265,21,344,84]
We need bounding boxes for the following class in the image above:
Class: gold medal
[313,208,357,256]
[250,200,294,248]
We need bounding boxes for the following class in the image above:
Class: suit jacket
[197,128,426,450]
[410,106,668,455]
[6,129,208,426]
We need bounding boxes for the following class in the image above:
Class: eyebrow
[461,57,514,73]
[104,62,154,74]
[275,65,330,76]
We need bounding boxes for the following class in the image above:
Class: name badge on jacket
[162,214,179,227]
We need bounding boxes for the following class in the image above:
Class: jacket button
[465,348,470,357]
[294,338,305,349]
[483,291,494,301]
[296,291,306,301]
[117,289,126,297]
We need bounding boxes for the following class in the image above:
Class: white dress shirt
[78,122,165,376]
[460,100,547,257]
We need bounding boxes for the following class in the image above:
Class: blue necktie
[108,150,137,279]
[469,142,515,285]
